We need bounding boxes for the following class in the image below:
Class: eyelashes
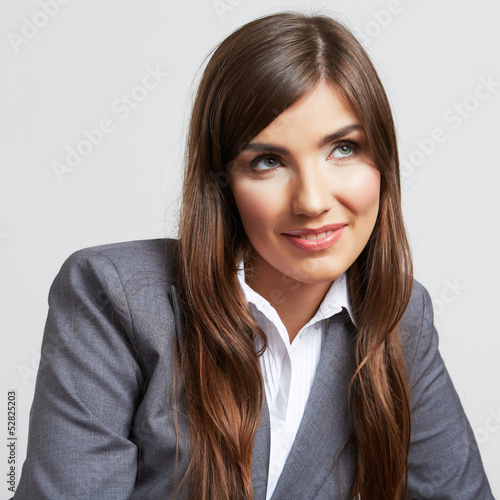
[247,140,360,174]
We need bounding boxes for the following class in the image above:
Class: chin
[277,258,349,285]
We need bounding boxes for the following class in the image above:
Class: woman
[12,11,493,500]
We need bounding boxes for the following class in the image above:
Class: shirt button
[271,420,280,431]
[315,322,321,330]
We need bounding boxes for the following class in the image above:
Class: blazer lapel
[270,310,356,500]
[251,393,271,500]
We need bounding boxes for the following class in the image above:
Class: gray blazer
[12,238,494,499]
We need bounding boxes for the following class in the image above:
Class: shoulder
[398,279,438,385]
[399,279,432,334]
[57,237,179,285]
[51,238,180,308]
[48,238,181,354]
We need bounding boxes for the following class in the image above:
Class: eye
[331,142,355,159]
[249,154,283,172]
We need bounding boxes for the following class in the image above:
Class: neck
[244,257,332,343]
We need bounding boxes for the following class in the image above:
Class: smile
[282,224,346,251]
[295,230,335,241]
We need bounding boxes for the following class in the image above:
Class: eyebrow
[239,124,364,155]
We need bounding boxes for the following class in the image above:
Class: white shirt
[236,264,355,499]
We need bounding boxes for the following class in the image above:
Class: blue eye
[332,144,354,158]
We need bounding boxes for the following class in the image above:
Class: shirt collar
[236,260,356,328]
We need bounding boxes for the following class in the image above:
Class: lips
[282,224,347,237]
[282,224,347,251]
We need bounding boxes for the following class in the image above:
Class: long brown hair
[174,11,413,499]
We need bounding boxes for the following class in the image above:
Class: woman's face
[229,81,380,289]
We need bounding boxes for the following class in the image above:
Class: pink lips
[282,224,347,251]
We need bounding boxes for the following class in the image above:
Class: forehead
[251,82,359,144]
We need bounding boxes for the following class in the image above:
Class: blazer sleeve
[407,284,495,499]
[12,249,144,500]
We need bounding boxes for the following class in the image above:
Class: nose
[291,164,332,217]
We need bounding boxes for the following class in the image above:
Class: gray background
[1,1,499,498]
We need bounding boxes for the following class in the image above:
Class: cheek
[231,183,282,231]
[338,166,380,215]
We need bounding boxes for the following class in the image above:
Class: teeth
[297,230,334,241]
